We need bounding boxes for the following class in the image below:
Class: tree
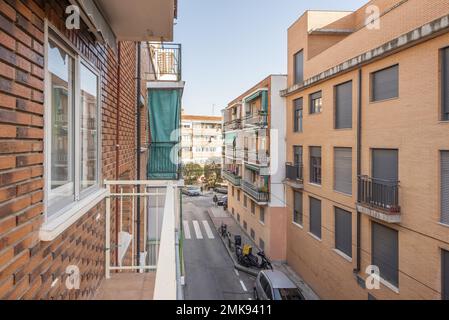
[182,163,203,185]
[204,162,223,189]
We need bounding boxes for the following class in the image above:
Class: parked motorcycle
[235,244,272,270]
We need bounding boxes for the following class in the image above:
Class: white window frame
[41,20,104,239]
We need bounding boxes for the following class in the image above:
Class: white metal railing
[104,180,183,300]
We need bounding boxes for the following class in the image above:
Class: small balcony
[145,42,182,82]
[243,111,268,128]
[242,180,269,204]
[284,163,303,189]
[357,175,401,223]
[245,149,269,167]
[222,170,241,186]
[224,119,242,131]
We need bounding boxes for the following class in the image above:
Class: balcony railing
[148,142,180,180]
[245,149,269,167]
[243,111,268,127]
[145,43,181,82]
[285,163,303,182]
[104,180,184,300]
[222,170,241,186]
[224,119,242,131]
[242,180,269,203]
[358,176,400,213]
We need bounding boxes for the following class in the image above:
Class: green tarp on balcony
[147,88,181,180]
[244,90,268,113]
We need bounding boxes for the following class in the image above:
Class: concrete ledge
[357,204,401,224]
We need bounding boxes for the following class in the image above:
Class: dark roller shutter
[310,146,321,158]
[294,191,303,225]
[372,65,399,101]
[294,50,304,84]
[441,151,449,225]
[334,147,352,195]
[294,98,303,132]
[444,48,449,120]
[372,149,398,181]
[335,81,353,129]
[372,222,399,287]
[335,207,352,257]
[309,197,321,238]
[443,250,449,300]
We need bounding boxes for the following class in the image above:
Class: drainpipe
[354,68,362,274]
[136,42,142,266]
[115,42,122,267]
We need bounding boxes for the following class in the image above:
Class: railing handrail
[358,175,400,213]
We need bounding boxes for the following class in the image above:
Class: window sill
[259,220,265,226]
[308,232,322,242]
[39,188,108,242]
[379,277,400,294]
[308,183,322,188]
[333,249,352,263]
[369,96,399,104]
[292,221,303,229]
[438,222,449,229]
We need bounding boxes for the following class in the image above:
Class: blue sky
[174,0,368,116]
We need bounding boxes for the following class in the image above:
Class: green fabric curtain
[148,89,181,142]
[147,88,182,179]
[261,91,268,113]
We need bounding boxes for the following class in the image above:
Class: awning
[244,89,269,112]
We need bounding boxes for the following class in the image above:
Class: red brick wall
[0,0,142,299]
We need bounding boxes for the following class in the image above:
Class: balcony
[242,180,269,204]
[224,119,242,131]
[145,42,181,82]
[98,180,183,300]
[243,111,268,128]
[357,176,401,223]
[284,163,303,189]
[245,148,269,167]
[148,142,180,180]
[222,170,241,186]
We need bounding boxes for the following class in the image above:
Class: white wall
[269,75,287,208]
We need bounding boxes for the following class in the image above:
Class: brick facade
[284,0,449,299]
[0,0,143,299]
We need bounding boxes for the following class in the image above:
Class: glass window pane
[48,39,74,212]
[80,63,99,191]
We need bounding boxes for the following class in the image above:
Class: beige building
[282,0,449,299]
[223,75,288,261]
[181,115,223,165]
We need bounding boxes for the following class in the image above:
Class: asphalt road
[182,194,255,300]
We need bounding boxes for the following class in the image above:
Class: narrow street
[182,194,255,300]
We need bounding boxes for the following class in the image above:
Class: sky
[174,0,368,116]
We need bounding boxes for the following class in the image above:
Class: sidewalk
[207,206,320,300]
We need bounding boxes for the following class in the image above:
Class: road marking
[234,269,239,277]
[183,221,191,239]
[240,280,247,292]
[192,220,203,239]
[202,220,215,239]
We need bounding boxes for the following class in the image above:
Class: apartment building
[223,75,287,261]
[0,0,183,300]
[282,0,449,299]
[181,114,223,165]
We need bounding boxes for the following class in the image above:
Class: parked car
[214,186,228,194]
[182,186,201,196]
[254,270,305,300]
[217,195,228,206]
